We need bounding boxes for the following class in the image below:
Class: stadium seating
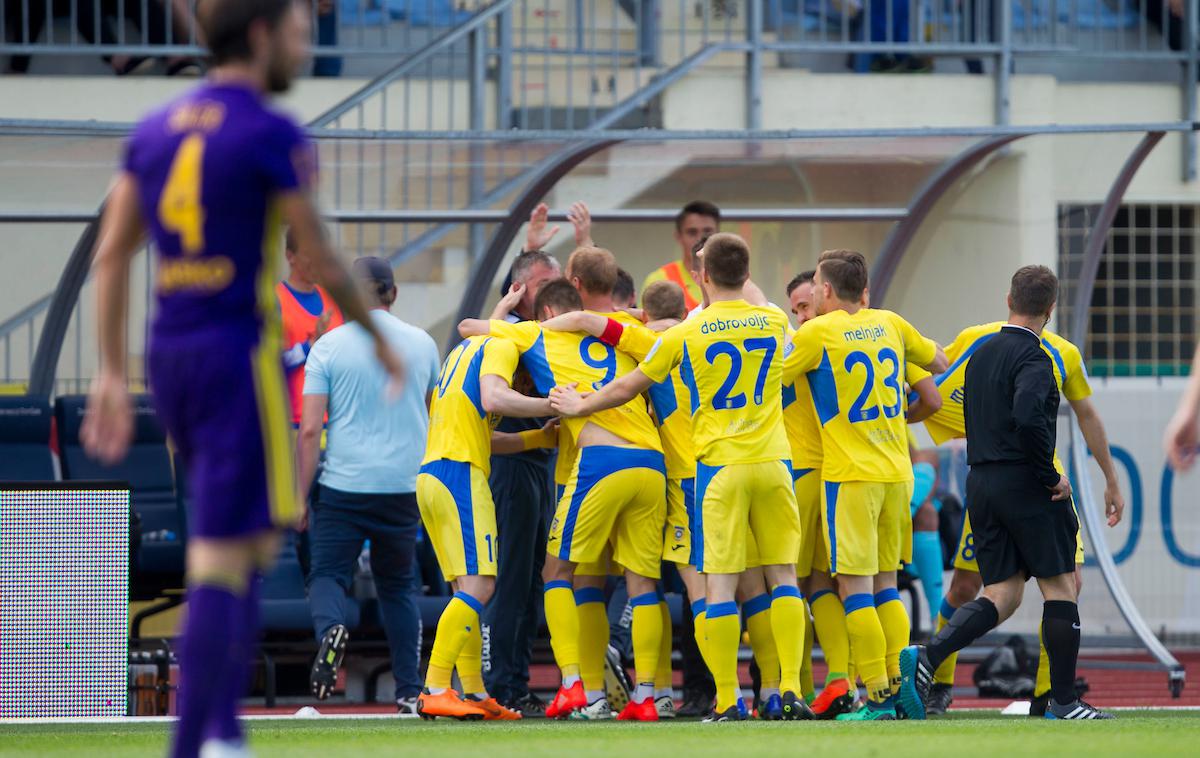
[0,394,56,481]
[54,393,183,598]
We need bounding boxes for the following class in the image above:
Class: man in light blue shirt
[297,256,440,714]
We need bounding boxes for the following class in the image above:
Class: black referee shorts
[965,463,1079,586]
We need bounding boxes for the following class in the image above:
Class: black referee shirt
[963,324,1061,488]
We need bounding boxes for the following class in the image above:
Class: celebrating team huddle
[413,220,1119,723]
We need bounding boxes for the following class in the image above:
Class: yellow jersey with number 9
[486,318,662,453]
[782,308,937,483]
[639,299,791,467]
[912,322,1091,445]
[423,336,520,476]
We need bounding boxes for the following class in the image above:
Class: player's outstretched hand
[375,340,407,401]
[525,202,560,251]
[1103,482,1125,527]
[1048,474,1072,502]
[549,383,585,417]
[81,372,133,465]
[1163,406,1198,472]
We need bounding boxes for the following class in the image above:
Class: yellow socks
[690,599,711,670]
[844,593,890,703]
[932,598,958,686]
[656,600,674,693]
[768,586,806,696]
[744,594,780,693]
[874,588,910,696]
[458,620,485,696]
[426,592,483,692]
[630,592,663,694]
[575,587,608,695]
[1034,624,1051,698]
[705,600,742,712]
[544,580,582,681]
[800,598,815,698]
[809,589,851,684]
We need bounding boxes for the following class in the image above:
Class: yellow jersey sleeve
[640,324,686,384]
[781,317,825,385]
[617,321,661,361]
[1042,331,1092,402]
[891,312,938,369]
[479,337,520,382]
[906,363,931,386]
[424,336,498,475]
[488,319,541,352]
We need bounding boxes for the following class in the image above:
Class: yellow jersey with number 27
[782,308,937,484]
[639,299,791,467]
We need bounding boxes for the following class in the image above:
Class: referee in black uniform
[899,265,1116,721]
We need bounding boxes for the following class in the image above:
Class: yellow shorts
[548,445,666,579]
[823,480,914,577]
[953,456,1085,572]
[662,477,697,565]
[794,468,827,579]
[696,459,800,574]
[416,459,498,581]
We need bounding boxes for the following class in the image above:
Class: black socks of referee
[1042,600,1082,706]
[926,597,1000,672]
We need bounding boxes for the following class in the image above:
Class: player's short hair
[566,247,619,296]
[1009,264,1059,316]
[701,233,751,289]
[613,268,636,306]
[817,250,869,301]
[511,249,559,285]
[675,201,721,232]
[642,281,687,322]
[786,269,816,296]
[199,0,296,65]
[534,278,582,317]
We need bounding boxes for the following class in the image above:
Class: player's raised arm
[281,191,405,391]
[480,374,552,418]
[549,368,655,418]
[458,318,491,338]
[81,173,147,464]
[906,372,942,424]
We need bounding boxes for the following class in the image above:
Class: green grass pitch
[3,712,1200,757]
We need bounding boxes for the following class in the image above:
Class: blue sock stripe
[809,589,834,604]
[706,601,739,619]
[544,579,573,593]
[771,585,803,601]
[574,587,605,605]
[453,591,484,615]
[629,591,660,608]
[743,593,772,618]
[844,593,874,615]
[874,588,901,606]
[690,599,706,619]
[939,598,958,621]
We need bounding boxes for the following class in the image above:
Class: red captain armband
[599,318,625,347]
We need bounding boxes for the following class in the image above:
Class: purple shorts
[148,327,299,539]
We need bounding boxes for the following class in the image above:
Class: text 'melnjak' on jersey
[123,81,314,342]
[782,308,937,483]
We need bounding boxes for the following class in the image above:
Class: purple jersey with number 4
[123,81,312,538]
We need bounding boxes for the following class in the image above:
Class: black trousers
[482,455,555,702]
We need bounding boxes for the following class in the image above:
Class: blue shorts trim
[694,462,722,573]
[419,459,478,575]
[793,467,815,482]
[560,446,667,560]
[824,481,841,574]
[680,476,697,565]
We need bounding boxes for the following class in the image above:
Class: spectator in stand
[312,0,342,77]
[613,268,637,310]
[641,201,720,313]
[1144,0,1186,51]
[297,257,441,715]
[278,229,343,427]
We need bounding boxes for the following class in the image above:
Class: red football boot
[616,697,660,721]
[545,680,587,719]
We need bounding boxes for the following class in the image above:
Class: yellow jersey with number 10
[423,336,520,475]
[912,322,1092,445]
[782,307,937,483]
[639,299,791,467]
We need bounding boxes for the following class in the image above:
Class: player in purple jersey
[81,2,404,756]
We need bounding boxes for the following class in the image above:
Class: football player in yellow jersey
[459,249,668,722]
[552,234,807,723]
[415,335,558,721]
[780,250,947,721]
[905,319,1125,716]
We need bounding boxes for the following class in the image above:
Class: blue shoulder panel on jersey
[521,332,556,395]
[461,338,489,418]
[1040,338,1068,386]
[934,332,996,387]
[680,344,700,415]
[807,349,839,425]
[647,378,678,427]
[782,382,797,409]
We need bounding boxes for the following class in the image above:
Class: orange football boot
[417,689,489,720]
[469,696,523,721]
